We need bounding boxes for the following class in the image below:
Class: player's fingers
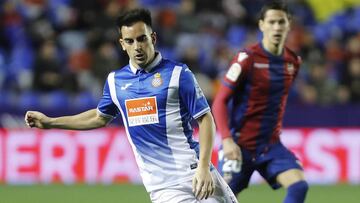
[209,180,215,196]
[227,151,239,160]
[198,182,207,200]
[203,180,214,199]
[25,111,33,119]
[192,177,197,193]
[195,180,204,199]
[203,184,210,199]
[235,152,242,161]
[238,152,243,162]
[224,151,233,160]
[28,121,35,128]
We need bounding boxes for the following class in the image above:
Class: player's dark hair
[116,8,152,38]
[259,1,291,20]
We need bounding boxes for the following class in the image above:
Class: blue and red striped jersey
[213,43,301,151]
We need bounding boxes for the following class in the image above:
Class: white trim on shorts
[149,170,238,203]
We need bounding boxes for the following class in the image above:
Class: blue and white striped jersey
[97,52,210,191]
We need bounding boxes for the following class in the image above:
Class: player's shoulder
[163,58,193,74]
[284,46,302,64]
[232,45,257,64]
[107,65,131,78]
[235,43,264,60]
[162,58,180,66]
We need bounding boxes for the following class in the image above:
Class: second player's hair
[259,1,291,20]
[116,8,153,38]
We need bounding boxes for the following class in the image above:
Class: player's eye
[124,39,134,44]
[137,35,148,42]
[278,19,286,25]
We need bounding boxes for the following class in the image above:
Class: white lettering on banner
[304,129,340,184]
[101,132,140,184]
[76,131,108,183]
[339,130,360,184]
[1,128,360,184]
[40,132,76,184]
[281,130,304,162]
[6,131,37,184]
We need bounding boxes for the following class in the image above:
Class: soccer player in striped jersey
[25,8,237,203]
[212,1,308,203]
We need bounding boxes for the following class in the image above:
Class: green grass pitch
[0,183,358,203]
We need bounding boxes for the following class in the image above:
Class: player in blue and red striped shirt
[212,1,308,203]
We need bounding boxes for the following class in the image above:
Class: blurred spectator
[91,41,120,86]
[0,0,360,124]
[32,40,64,92]
[301,62,339,105]
[176,0,200,33]
[342,57,360,103]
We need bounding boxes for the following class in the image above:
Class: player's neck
[262,39,284,56]
[131,52,157,70]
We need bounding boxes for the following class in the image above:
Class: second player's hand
[192,166,215,200]
[222,137,242,161]
[25,111,51,129]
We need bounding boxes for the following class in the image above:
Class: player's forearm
[212,86,233,140]
[47,109,109,130]
[197,112,215,169]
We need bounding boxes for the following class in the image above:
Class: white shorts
[149,169,238,203]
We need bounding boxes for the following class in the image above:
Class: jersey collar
[130,52,162,74]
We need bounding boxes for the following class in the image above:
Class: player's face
[259,9,290,47]
[119,21,156,68]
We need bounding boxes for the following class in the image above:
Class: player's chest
[251,61,296,91]
[115,71,176,126]
[116,71,173,101]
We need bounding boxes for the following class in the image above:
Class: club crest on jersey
[287,63,295,75]
[151,73,163,87]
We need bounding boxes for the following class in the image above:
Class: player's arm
[25,109,112,130]
[212,51,251,161]
[193,111,216,199]
[178,66,215,200]
[212,85,241,161]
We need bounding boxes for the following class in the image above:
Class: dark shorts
[218,142,303,195]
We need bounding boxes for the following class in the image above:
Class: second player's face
[259,9,290,46]
[119,21,156,68]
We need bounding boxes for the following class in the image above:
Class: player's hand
[25,111,51,129]
[222,137,242,161]
[192,166,215,200]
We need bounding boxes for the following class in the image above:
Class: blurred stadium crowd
[1,0,360,119]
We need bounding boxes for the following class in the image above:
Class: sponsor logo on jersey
[151,73,163,87]
[121,83,132,90]
[125,97,159,126]
[254,63,269,69]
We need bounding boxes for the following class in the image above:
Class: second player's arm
[212,83,241,161]
[197,111,215,170]
[25,109,112,130]
[193,111,216,199]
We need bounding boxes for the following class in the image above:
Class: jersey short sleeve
[97,75,119,118]
[223,50,253,89]
[179,66,210,119]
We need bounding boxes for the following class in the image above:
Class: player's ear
[118,28,126,51]
[119,38,126,51]
[259,20,264,32]
[151,32,157,45]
